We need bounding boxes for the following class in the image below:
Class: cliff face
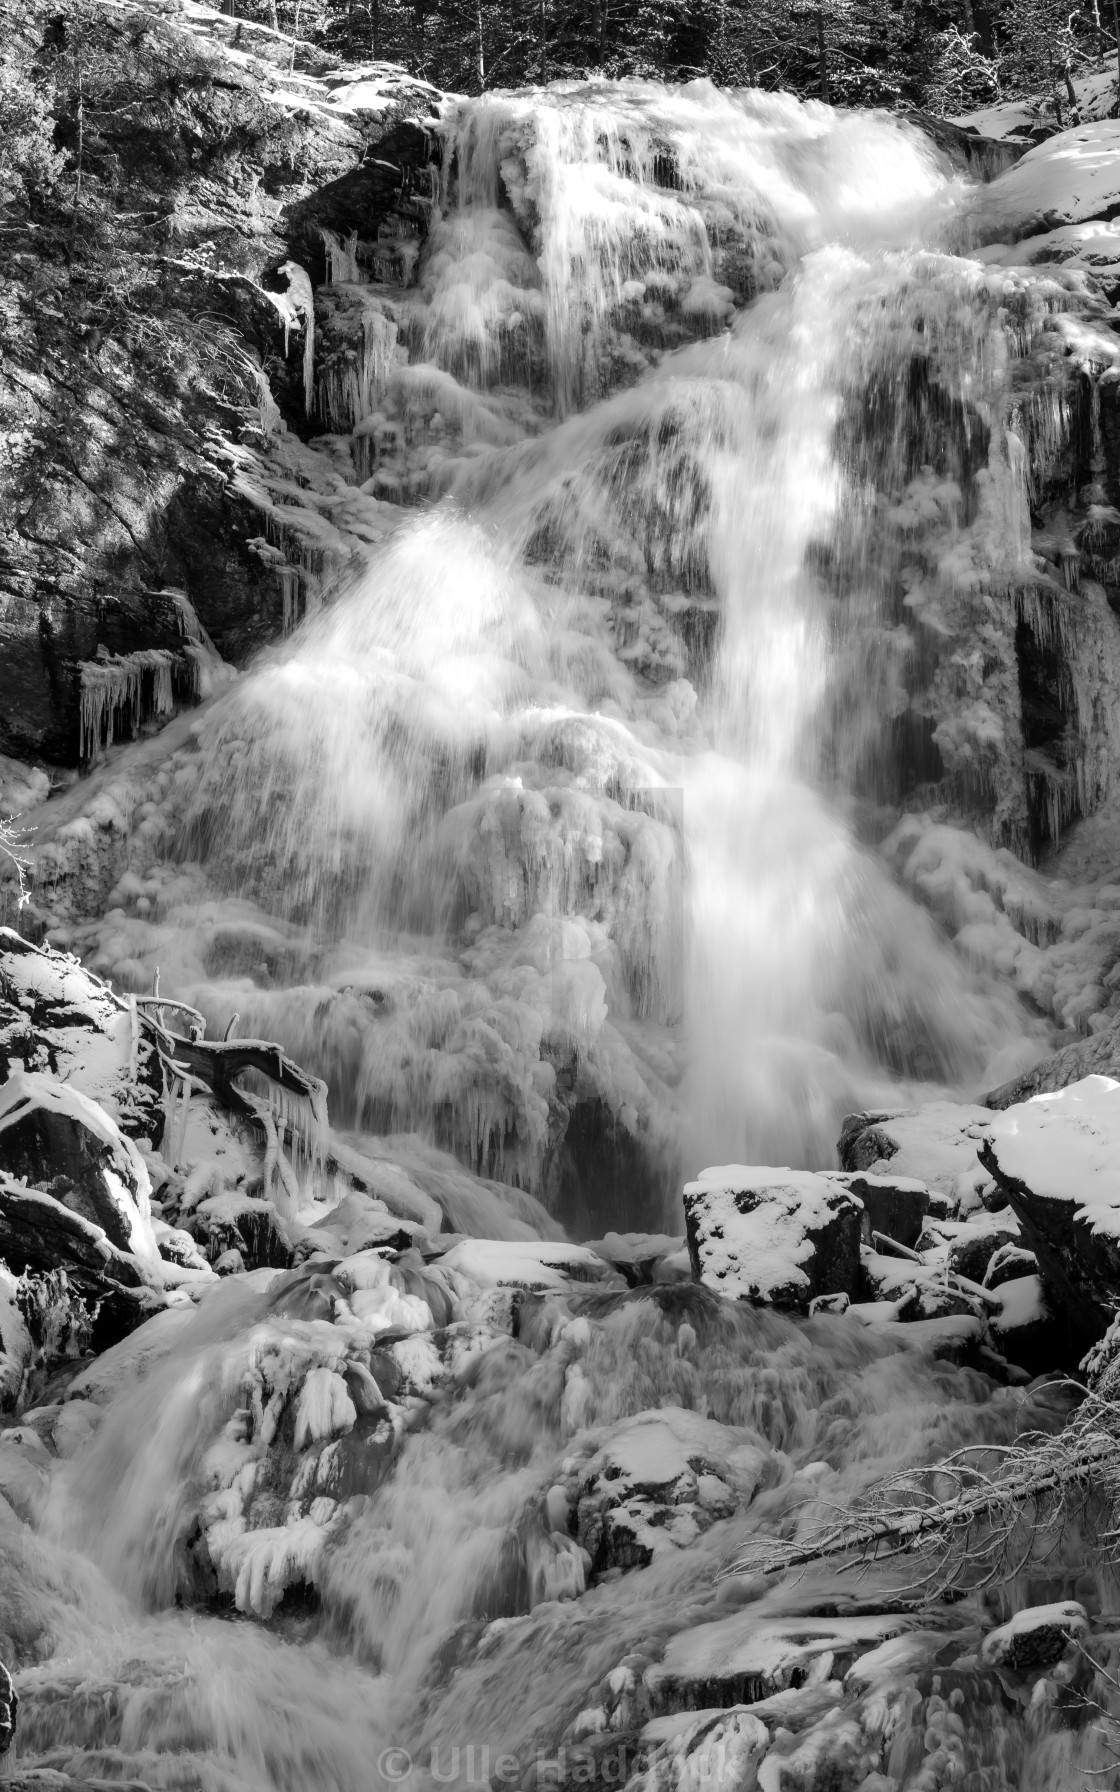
[0,0,436,765]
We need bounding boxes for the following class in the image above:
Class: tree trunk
[477,0,485,87]
[1114,0,1120,95]
[816,7,829,102]
[540,0,547,83]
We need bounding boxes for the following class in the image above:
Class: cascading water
[9,79,1114,1792]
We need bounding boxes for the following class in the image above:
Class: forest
[230,0,1118,117]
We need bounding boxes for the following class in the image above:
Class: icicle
[78,648,177,760]
[320,228,364,285]
[277,261,315,415]
[265,1075,329,1170]
[277,564,301,633]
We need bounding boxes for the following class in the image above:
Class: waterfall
[11,77,1119,1792]
[65,83,1046,1216]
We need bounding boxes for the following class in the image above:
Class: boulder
[947,1226,1018,1285]
[838,1104,997,1208]
[0,927,164,1141]
[980,1075,1120,1350]
[987,1012,1120,1109]
[584,1231,686,1286]
[979,1601,1088,1683]
[683,1169,862,1311]
[645,1609,910,1712]
[988,1275,1064,1377]
[982,1242,1038,1289]
[0,1170,148,1292]
[0,1071,159,1260]
[857,1248,983,1322]
[566,1408,769,1577]
[831,1171,929,1249]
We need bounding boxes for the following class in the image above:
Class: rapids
[7,78,1114,1792]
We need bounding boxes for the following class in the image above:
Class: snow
[978,1599,1087,1667]
[579,1407,766,1495]
[985,1075,1120,1238]
[684,1168,859,1304]
[650,1611,910,1698]
[992,1273,1047,1329]
[438,1238,614,1291]
[0,1069,161,1265]
[978,123,1120,243]
[843,1100,1000,1201]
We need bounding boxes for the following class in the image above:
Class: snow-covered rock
[839,1104,997,1210]
[977,123,1120,247]
[646,1610,913,1710]
[566,1407,769,1576]
[0,927,164,1139]
[981,1075,1120,1343]
[438,1238,618,1294]
[683,1169,862,1311]
[979,1601,1088,1680]
[0,1070,160,1262]
[834,1171,929,1249]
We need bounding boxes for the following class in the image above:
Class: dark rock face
[986,1022,1120,1109]
[838,1171,929,1249]
[0,1171,144,1290]
[0,0,430,769]
[0,1092,141,1253]
[905,110,1026,180]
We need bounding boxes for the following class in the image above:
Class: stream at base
[9,80,1118,1792]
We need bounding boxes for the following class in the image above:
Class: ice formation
[78,649,175,761]
[15,80,1120,1214]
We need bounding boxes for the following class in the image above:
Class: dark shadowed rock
[834,1171,929,1249]
[0,1071,150,1253]
[980,1076,1120,1353]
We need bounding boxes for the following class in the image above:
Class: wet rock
[903,111,1025,181]
[684,1169,862,1311]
